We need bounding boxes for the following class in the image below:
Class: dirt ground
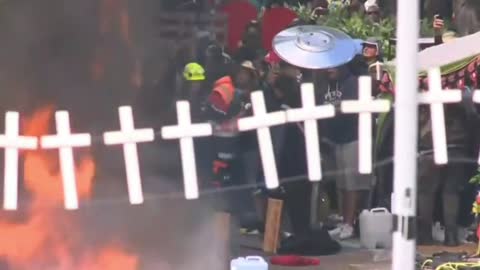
[235,234,477,270]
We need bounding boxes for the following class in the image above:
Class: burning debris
[92,0,142,89]
[0,106,139,270]
[0,0,227,269]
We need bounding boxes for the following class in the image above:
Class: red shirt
[220,0,257,54]
[261,7,298,51]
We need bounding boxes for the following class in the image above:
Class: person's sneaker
[328,224,343,237]
[338,224,355,240]
[458,226,473,244]
[282,231,293,239]
[329,223,355,240]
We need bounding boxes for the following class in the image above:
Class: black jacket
[418,89,475,151]
[315,68,360,144]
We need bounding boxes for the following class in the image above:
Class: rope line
[11,150,478,209]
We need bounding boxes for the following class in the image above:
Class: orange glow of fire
[92,0,142,88]
[0,106,139,270]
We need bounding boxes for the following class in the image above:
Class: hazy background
[0,0,227,269]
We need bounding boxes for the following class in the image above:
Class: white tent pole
[392,0,420,269]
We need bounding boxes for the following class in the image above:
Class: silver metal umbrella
[273,25,358,69]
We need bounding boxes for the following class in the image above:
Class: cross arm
[341,100,391,114]
[41,134,91,148]
[237,111,286,131]
[0,135,37,149]
[286,105,336,122]
[162,123,212,139]
[418,90,462,104]
[104,129,155,145]
[473,90,480,103]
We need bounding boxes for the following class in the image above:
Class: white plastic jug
[359,208,393,249]
[231,256,268,270]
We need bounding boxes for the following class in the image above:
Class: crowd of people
[171,0,480,249]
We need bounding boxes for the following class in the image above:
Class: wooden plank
[214,212,231,269]
[215,211,231,243]
[263,198,283,254]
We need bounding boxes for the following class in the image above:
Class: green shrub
[289,5,451,59]
[470,168,480,185]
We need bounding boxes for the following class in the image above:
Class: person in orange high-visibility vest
[207,76,237,118]
[204,66,258,225]
[205,73,252,185]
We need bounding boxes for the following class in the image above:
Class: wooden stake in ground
[263,198,283,254]
[214,212,231,269]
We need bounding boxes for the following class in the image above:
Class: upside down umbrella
[272,24,361,233]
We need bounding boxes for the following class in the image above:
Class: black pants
[417,149,469,238]
[211,137,258,224]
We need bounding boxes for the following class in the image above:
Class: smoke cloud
[0,0,227,269]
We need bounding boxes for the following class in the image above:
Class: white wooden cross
[286,83,335,181]
[418,67,462,164]
[0,112,38,210]
[238,91,286,189]
[471,90,480,164]
[162,101,212,200]
[41,111,92,210]
[370,61,384,81]
[341,76,391,174]
[103,106,154,205]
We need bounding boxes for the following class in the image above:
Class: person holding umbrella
[273,25,373,240]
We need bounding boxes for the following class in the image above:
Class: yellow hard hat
[183,62,205,81]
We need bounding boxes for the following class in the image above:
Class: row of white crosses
[0,68,474,210]
[1,107,155,210]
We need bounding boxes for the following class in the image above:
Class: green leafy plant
[470,167,480,185]
[289,5,450,59]
[315,7,395,59]
[290,3,315,22]
[471,167,480,256]
[469,167,480,222]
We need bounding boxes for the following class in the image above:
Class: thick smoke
[0,0,226,269]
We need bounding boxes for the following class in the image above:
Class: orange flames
[0,106,139,270]
[92,0,142,88]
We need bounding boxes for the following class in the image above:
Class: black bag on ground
[278,228,341,256]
